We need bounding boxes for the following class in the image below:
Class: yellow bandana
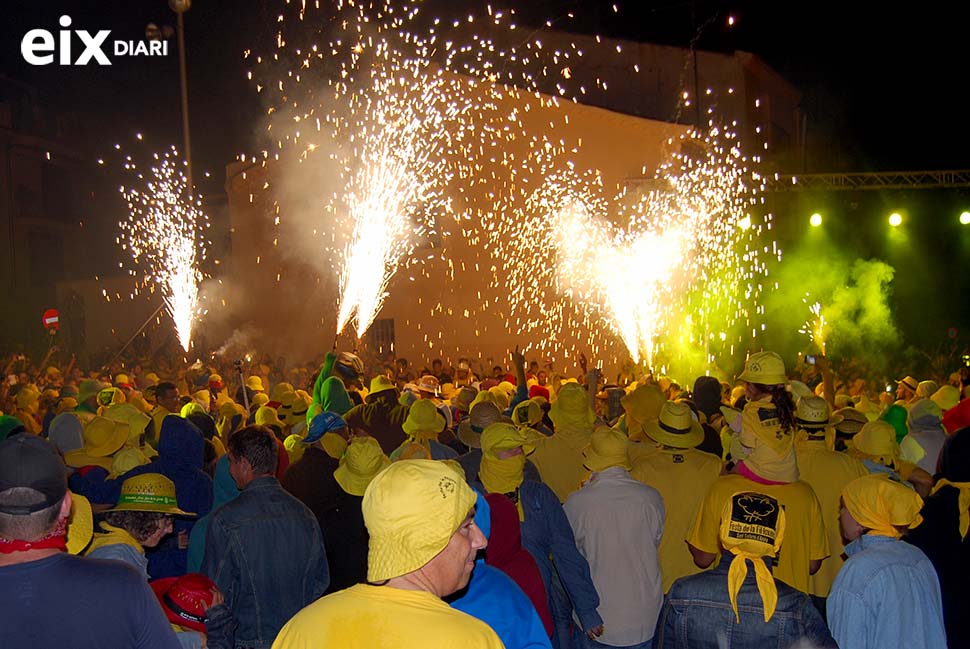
[85,522,144,555]
[842,473,924,539]
[719,492,786,623]
[930,479,970,540]
[480,454,526,499]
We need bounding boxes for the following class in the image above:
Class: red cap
[150,573,217,633]
[529,385,550,401]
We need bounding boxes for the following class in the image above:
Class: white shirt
[564,466,665,646]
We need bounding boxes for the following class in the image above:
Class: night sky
[5,1,970,181]
[3,0,969,354]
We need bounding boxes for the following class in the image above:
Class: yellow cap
[246,376,265,392]
[362,460,476,582]
[335,437,391,497]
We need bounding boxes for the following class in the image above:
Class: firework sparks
[245,1,778,376]
[118,147,209,352]
[491,124,775,375]
[799,298,827,355]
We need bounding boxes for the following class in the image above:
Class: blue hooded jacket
[70,415,213,577]
[187,454,240,572]
[449,492,552,649]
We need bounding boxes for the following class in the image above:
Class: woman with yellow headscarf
[478,422,603,649]
[828,474,945,649]
[906,427,970,648]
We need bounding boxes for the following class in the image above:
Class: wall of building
[223,78,689,376]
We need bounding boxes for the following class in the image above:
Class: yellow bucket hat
[549,383,596,430]
[107,473,196,516]
[738,351,788,386]
[251,393,270,408]
[362,459,476,582]
[842,473,923,539]
[270,382,294,404]
[369,375,397,396]
[511,399,543,428]
[851,421,901,467]
[246,376,265,392]
[642,401,704,449]
[255,405,286,430]
[97,387,126,409]
[335,437,391,497]
[402,399,446,437]
[720,491,786,623]
[583,426,632,471]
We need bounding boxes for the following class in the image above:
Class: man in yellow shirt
[272,460,503,649]
[631,401,723,592]
[793,397,868,603]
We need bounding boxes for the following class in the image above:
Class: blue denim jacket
[828,534,946,649]
[201,476,329,649]
[655,552,836,649]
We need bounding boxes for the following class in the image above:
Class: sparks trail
[115,144,210,353]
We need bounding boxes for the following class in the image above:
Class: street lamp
[170,0,193,197]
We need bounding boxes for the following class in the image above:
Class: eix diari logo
[21,15,169,66]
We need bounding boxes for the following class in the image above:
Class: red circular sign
[42,309,60,331]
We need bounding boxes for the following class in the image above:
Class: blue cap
[306,412,346,444]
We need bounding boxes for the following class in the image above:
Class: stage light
[888,213,902,227]
[809,213,822,227]
[738,215,751,230]
[960,211,970,225]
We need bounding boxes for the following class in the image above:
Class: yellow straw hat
[335,437,391,497]
[107,473,196,516]
[362,460,476,582]
[642,401,704,449]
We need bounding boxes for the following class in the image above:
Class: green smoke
[761,235,900,374]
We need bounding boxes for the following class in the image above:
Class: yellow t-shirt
[271,583,504,649]
[686,474,829,594]
[631,447,723,592]
[795,438,869,596]
[530,431,590,503]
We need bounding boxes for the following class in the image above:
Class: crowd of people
[1,343,968,649]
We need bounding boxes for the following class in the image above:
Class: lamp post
[170,0,193,197]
